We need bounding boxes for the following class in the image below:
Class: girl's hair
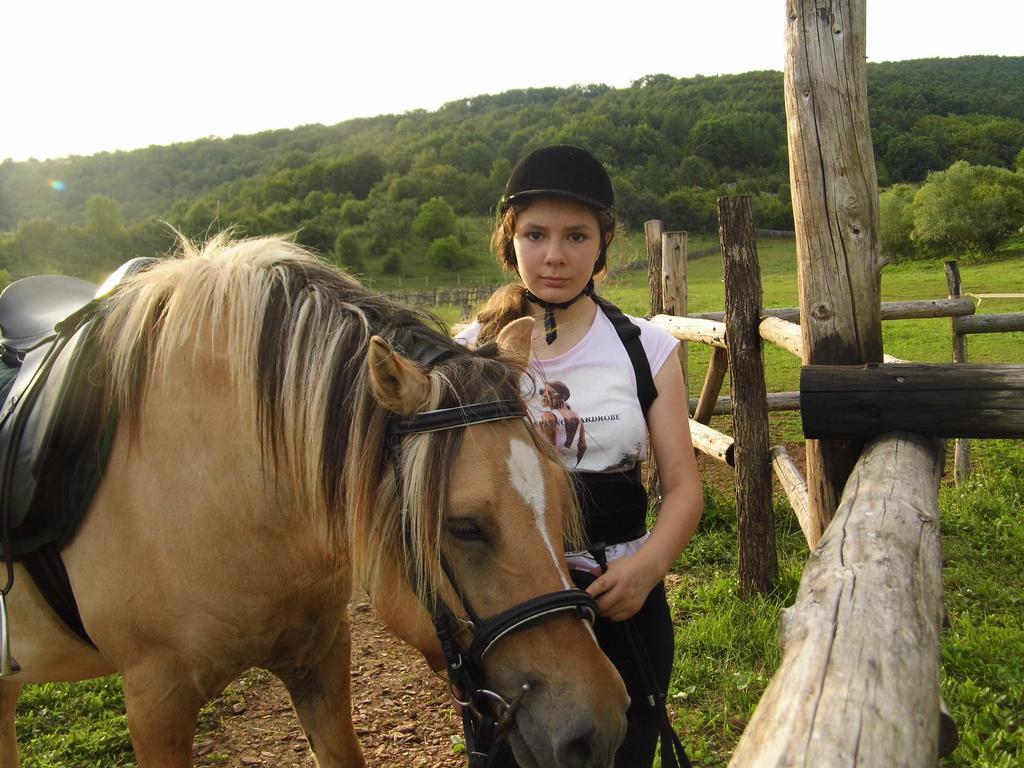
[476,197,616,345]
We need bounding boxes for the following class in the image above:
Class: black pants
[485,581,674,768]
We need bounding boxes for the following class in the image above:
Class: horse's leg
[275,620,364,768]
[121,662,205,768]
[0,680,22,768]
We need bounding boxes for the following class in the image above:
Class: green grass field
[14,235,1024,767]
[595,236,1024,767]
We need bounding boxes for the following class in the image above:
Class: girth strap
[21,543,92,645]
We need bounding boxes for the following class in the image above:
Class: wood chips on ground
[194,600,464,768]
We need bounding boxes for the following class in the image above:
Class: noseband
[387,397,598,766]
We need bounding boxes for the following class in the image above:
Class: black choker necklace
[524,280,595,344]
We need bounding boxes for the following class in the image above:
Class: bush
[879,183,918,260]
[911,161,1024,258]
[381,249,403,275]
[413,196,458,242]
[427,235,473,271]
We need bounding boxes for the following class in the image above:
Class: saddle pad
[0,318,115,557]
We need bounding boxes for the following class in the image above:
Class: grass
[16,678,133,767]
[14,235,1024,766]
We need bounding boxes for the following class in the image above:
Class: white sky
[2,0,1020,162]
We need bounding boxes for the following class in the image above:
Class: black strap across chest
[593,297,657,419]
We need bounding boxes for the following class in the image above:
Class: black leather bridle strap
[467,589,597,665]
[435,556,598,667]
[390,399,526,436]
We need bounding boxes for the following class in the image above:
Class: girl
[457,145,703,767]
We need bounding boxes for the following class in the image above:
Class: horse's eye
[446,519,486,542]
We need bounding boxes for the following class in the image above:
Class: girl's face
[512,196,605,303]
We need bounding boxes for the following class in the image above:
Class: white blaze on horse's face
[507,437,571,590]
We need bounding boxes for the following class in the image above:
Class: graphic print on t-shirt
[532,365,640,473]
[539,381,587,465]
[456,307,679,475]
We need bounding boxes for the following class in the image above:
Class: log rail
[729,433,947,766]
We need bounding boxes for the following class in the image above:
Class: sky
[2,0,1020,163]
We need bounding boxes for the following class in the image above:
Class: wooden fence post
[719,196,777,597]
[945,260,971,484]
[661,232,688,383]
[785,0,884,544]
[645,220,665,315]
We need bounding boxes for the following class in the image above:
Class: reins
[385,394,598,767]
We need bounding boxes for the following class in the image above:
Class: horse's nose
[553,713,622,768]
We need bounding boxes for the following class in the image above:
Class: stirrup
[0,591,21,677]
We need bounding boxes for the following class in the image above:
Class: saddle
[0,257,157,649]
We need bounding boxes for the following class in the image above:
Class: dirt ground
[194,599,464,768]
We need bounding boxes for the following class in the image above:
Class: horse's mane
[96,232,582,600]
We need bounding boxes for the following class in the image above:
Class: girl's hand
[585,554,661,622]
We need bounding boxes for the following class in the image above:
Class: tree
[82,194,129,273]
[413,197,457,242]
[6,217,75,276]
[427,235,473,271]
[381,249,403,275]
[663,188,717,232]
[878,184,918,260]
[334,229,364,272]
[85,194,125,237]
[881,133,945,183]
[688,111,783,170]
[365,199,415,256]
[911,161,1024,257]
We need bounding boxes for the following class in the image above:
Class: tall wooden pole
[645,220,665,315]
[785,0,883,544]
[720,197,777,597]
[945,261,971,484]
[662,232,688,383]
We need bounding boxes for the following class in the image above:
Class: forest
[1,55,1023,283]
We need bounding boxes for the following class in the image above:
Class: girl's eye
[568,232,587,243]
[447,519,487,542]
[525,231,544,242]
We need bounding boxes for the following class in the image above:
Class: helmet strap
[524,280,595,345]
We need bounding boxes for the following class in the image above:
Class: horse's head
[363,317,628,768]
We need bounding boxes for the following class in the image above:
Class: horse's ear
[495,316,534,363]
[367,337,431,416]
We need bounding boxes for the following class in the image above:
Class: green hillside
[1,56,1023,283]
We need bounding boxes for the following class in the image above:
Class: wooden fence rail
[729,432,947,766]
[385,284,504,311]
[689,297,976,324]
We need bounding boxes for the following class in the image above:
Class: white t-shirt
[457,307,679,564]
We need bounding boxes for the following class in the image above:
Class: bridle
[387,397,598,766]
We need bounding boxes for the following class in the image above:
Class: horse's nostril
[557,736,593,768]
[554,721,597,768]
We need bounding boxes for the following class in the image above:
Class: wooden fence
[645,198,1023,765]
[649,223,1024,553]
[637,3,1023,764]
[385,284,504,318]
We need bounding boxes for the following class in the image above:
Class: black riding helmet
[499,145,615,345]
[500,145,614,213]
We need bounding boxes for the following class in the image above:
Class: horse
[0,234,628,768]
